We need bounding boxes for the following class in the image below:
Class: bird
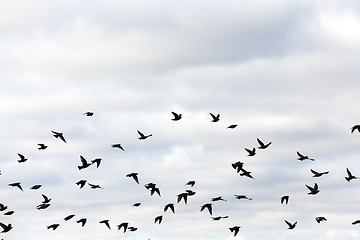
[234,194,252,200]
[232,161,244,173]
[280,195,289,204]
[37,203,51,210]
[209,113,220,122]
[99,220,111,230]
[88,183,104,189]
[17,153,27,163]
[117,222,129,232]
[229,226,241,236]
[240,169,254,179]
[306,183,319,195]
[212,216,228,221]
[171,111,182,121]
[30,184,42,190]
[51,130,67,143]
[91,158,102,168]
[257,138,272,149]
[315,216,327,223]
[137,130,152,140]
[77,218,87,227]
[185,189,196,196]
[227,124,237,129]
[185,180,195,187]
[9,182,23,191]
[47,224,60,230]
[285,220,297,229]
[200,203,213,215]
[78,155,91,170]
[154,215,163,224]
[3,211,14,215]
[83,111,94,116]
[0,204,8,211]
[76,180,87,189]
[311,169,329,177]
[64,214,75,221]
[126,172,139,184]
[0,222,12,233]
[297,151,314,161]
[127,226,138,232]
[132,202,141,207]
[41,194,51,203]
[211,196,227,201]
[245,147,256,156]
[111,143,124,151]
[352,220,360,225]
[37,143,48,150]
[345,168,358,182]
[164,203,175,213]
[177,192,189,204]
[351,125,360,133]
[150,187,161,196]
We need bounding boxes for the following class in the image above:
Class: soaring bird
[164,203,175,213]
[185,189,196,196]
[47,224,60,230]
[41,194,51,203]
[351,125,360,133]
[200,203,213,215]
[9,182,23,191]
[111,143,124,151]
[132,202,141,207]
[227,124,237,129]
[0,222,12,233]
[177,192,189,204]
[91,158,102,168]
[280,195,289,204]
[352,220,360,225]
[99,220,111,230]
[78,155,91,170]
[171,111,182,121]
[315,216,327,223]
[297,151,314,161]
[0,204,8,211]
[77,218,87,227]
[232,161,244,173]
[76,180,87,189]
[234,194,252,200]
[83,112,94,116]
[209,113,220,122]
[37,203,51,210]
[345,168,358,182]
[211,196,227,202]
[150,187,161,196]
[117,222,129,232]
[229,226,241,237]
[154,215,163,224]
[285,220,297,229]
[257,138,272,149]
[306,183,319,195]
[37,143,48,150]
[51,130,67,143]
[240,169,254,179]
[17,153,27,163]
[4,211,14,215]
[311,169,329,177]
[185,180,195,187]
[30,184,42,190]
[137,130,152,140]
[212,216,228,221]
[88,183,104,189]
[127,226,138,232]
[245,148,256,156]
[64,214,75,221]
[126,173,139,184]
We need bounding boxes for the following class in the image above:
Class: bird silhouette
[137,130,152,140]
[76,180,87,189]
[345,168,358,182]
[99,220,111,230]
[51,130,67,143]
[306,183,319,195]
[37,203,50,210]
[37,143,48,150]
[128,226,138,232]
[164,203,175,213]
[126,173,139,184]
[41,194,51,203]
[117,222,129,232]
[227,124,237,129]
[234,194,252,200]
[91,158,102,168]
[171,111,182,121]
[47,224,60,230]
[64,214,75,221]
[311,169,329,177]
[232,161,244,173]
[78,155,91,170]
[240,169,254,179]
[177,192,189,204]
[83,112,94,116]
[150,187,161,196]
[257,138,272,149]
[280,195,289,204]
[132,202,141,207]
[185,189,196,196]
[30,184,42,190]
[352,220,360,225]
[211,196,227,201]
[3,210,14,215]
[212,216,228,221]
[285,220,297,229]
[77,218,87,227]
[17,153,27,163]
[9,182,23,191]
[185,180,195,187]
[154,215,163,224]
[0,204,8,211]
[297,151,314,161]
[229,226,241,236]
[111,144,124,151]
[200,203,213,215]
[210,113,220,122]
[315,216,327,223]
[245,148,256,156]
[0,222,12,233]
[351,125,360,133]
[88,183,104,189]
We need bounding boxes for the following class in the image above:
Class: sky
[1,0,360,239]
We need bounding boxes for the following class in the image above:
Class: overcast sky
[1,0,360,240]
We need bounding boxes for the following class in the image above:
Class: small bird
[128,226,138,232]
[117,222,129,232]
[154,215,163,224]
[177,192,189,204]
[126,173,139,184]
[99,220,111,230]
[47,224,60,230]
[77,218,87,227]
[285,220,297,229]
[232,161,244,173]
[234,194,252,200]
[0,222,13,233]
[352,220,360,225]
[111,144,124,151]
[210,113,220,122]
[229,226,241,236]
[240,169,254,179]
[280,195,289,204]
[185,180,195,187]
[245,148,256,156]
[211,196,227,202]
[9,182,23,191]
[171,111,182,121]
[17,153,28,163]
[30,184,42,190]
[0,204,8,211]
[200,203,213,215]
[91,158,102,168]
[83,112,94,116]
[137,130,152,140]
[306,183,319,195]
[76,180,87,189]
[297,151,314,161]
[345,168,358,182]
[315,216,327,223]
[132,203,141,207]
[37,143,48,150]
[164,203,175,213]
[311,169,329,177]
[88,183,104,189]
[150,187,161,196]
[64,214,75,221]
[351,125,360,133]
[51,130,67,143]
[257,138,272,149]
[78,155,91,170]
[227,124,237,129]
[4,211,14,215]
[185,189,196,196]
[212,216,228,221]
[42,194,51,203]
[37,203,51,210]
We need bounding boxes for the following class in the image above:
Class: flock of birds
[1,111,360,239]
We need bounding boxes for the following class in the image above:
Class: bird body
[51,130,67,143]
[227,124,237,129]
[316,216,327,223]
[234,194,252,200]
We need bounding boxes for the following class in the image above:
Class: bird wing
[346,168,353,177]
[171,112,179,118]
[284,220,292,227]
[305,184,313,191]
[137,130,145,138]
[310,169,319,175]
[297,151,304,158]
[80,156,88,165]
[313,183,319,191]
[257,138,265,147]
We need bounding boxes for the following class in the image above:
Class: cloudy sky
[1,0,360,239]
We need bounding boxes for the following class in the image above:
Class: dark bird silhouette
[240,169,254,179]
[345,168,358,182]
[171,111,182,121]
[164,203,175,213]
[281,195,289,204]
[311,169,329,177]
[30,184,42,190]
[185,189,196,196]
[285,220,297,229]
[126,173,139,184]
[37,143,48,150]
[64,214,75,221]
[99,220,111,230]
[4,211,14,216]
[212,216,228,221]
[211,196,227,202]
[83,111,94,116]
[315,216,327,223]
[177,192,189,204]
[150,187,161,196]
[229,226,241,237]
[154,215,163,224]
[47,224,60,230]
[42,194,51,203]
[117,222,129,232]
[76,179,87,189]
[88,183,104,189]
[37,203,51,210]
[51,130,67,143]
[257,138,272,149]
[352,220,360,225]
[245,147,256,156]
[0,222,12,233]
[210,113,220,122]
[77,218,87,227]
[137,130,152,140]
[0,204,8,211]
[186,180,195,187]
[111,143,124,151]
[232,161,244,173]
[306,183,319,195]
[128,226,138,232]
[234,194,252,200]
[297,151,314,161]
[91,158,102,168]
[227,124,237,129]
[133,202,141,207]
[78,155,91,170]
[351,125,360,133]
[200,203,213,215]
[9,182,23,191]
[17,153,27,163]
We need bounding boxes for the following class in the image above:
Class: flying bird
[306,183,319,195]
[51,130,67,143]
[78,155,91,170]
[185,180,195,187]
[177,192,189,204]
[212,216,228,221]
[234,194,252,200]
[227,124,237,129]
[126,172,139,184]
[83,111,94,116]
[99,220,111,230]
[257,138,272,149]
[41,194,51,203]
[137,130,152,140]
[311,169,329,177]
[229,226,241,237]
[9,182,23,191]
[64,214,75,221]
[280,195,289,204]
[297,151,314,161]
[4,211,14,215]
[200,203,213,215]
[171,111,182,121]
[128,226,138,232]
[77,218,87,227]
[37,143,48,150]
[117,222,129,232]
[0,204,8,211]
[88,183,104,189]
[154,215,163,224]
[132,202,141,207]
[76,180,87,189]
[245,148,256,156]
[285,220,297,229]
[209,113,220,122]
[47,224,60,230]
[345,168,358,182]
[164,203,175,213]
[211,196,227,202]
[0,222,12,233]
[30,184,42,190]
[351,125,360,133]
[37,203,51,210]
[315,216,327,223]
[240,169,254,179]
[91,158,102,168]
[352,220,360,225]
[111,144,124,151]
[17,153,27,163]
[232,161,244,173]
